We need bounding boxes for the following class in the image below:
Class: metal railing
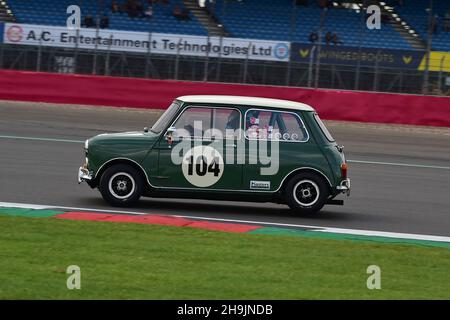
[1,42,448,96]
[1,0,449,96]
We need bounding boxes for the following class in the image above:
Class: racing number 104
[187,155,221,177]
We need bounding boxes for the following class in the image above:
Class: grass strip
[0,215,449,299]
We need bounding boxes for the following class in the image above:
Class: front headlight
[84,139,89,151]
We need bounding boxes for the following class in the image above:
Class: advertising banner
[290,42,425,69]
[3,23,290,62]
[418,51,450,73]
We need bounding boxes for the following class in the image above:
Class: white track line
[1,201,450,243]
[348,159,450,170]
[0,202,51,210]
[0,135,83,143]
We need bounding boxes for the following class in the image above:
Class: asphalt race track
[1,101,450,237]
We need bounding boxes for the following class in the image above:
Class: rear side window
[314,113,335,142]
[244,109,309,142]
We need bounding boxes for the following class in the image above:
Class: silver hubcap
[293,179,320,207]
[117,181,127,191]
[108,172,136,200]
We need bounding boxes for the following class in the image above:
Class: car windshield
[313,113,335,142]
[150,101,181,133]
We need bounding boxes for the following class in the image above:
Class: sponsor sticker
[250,180,271,190]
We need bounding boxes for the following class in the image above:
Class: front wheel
[99,164,144,207]
[285,172,330,214]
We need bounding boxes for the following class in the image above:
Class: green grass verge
[0,215,449,299]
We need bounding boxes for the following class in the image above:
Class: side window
[244,109,308,142]
[245,110,273,139]
[212,108,241,139]
[172,107,241,139]
[278,112,308,142]
[172,107,211,138]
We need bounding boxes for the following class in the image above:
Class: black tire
[285,172,329,214]
[99,164,144,207]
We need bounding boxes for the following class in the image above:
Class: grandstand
[1,0,447,51]
[390,0,450,51]
[211,0,413,50]
[2,0,449,51]
[6,0,208,35]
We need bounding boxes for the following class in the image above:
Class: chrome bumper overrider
[336,179,351,196]
[78,166,93,184]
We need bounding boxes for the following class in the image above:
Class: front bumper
[336,178,351,196]
[78,166,93,184]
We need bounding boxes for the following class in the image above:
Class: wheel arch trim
[94,158,151,187]
[278,167,333,193]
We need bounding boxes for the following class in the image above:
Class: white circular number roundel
[181,146,224,187]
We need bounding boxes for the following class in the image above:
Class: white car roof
[177,95,315,112]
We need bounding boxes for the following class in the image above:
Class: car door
[156,105,243,190]
[242,108,313,192]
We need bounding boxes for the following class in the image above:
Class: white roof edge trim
[176,95,315,112]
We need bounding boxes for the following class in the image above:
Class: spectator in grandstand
[296,0,309,6]
[143,5,153,19]
[317,0,330,9]
[309,31,318,43]
[430,15,439,35]
[83,14,95,28]
[125,0,143,18]
[310,33,317,43]
[138,0,145,10]
[444,10,450,32]
[173,5,182,18]
[173,5,190,20]
[331,33,343,45]
[111,0,121,13]
[381,12,390,25]
[325,31,333,45]
[100,14,110,28]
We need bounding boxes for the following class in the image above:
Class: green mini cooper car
[78,95,350,214]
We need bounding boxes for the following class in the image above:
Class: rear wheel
[99,164,144,207]
[285,172,329,214]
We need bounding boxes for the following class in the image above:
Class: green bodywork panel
[84,102,345,199]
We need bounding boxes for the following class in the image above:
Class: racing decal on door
[250,180,271,190]
[181,146,224,187]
